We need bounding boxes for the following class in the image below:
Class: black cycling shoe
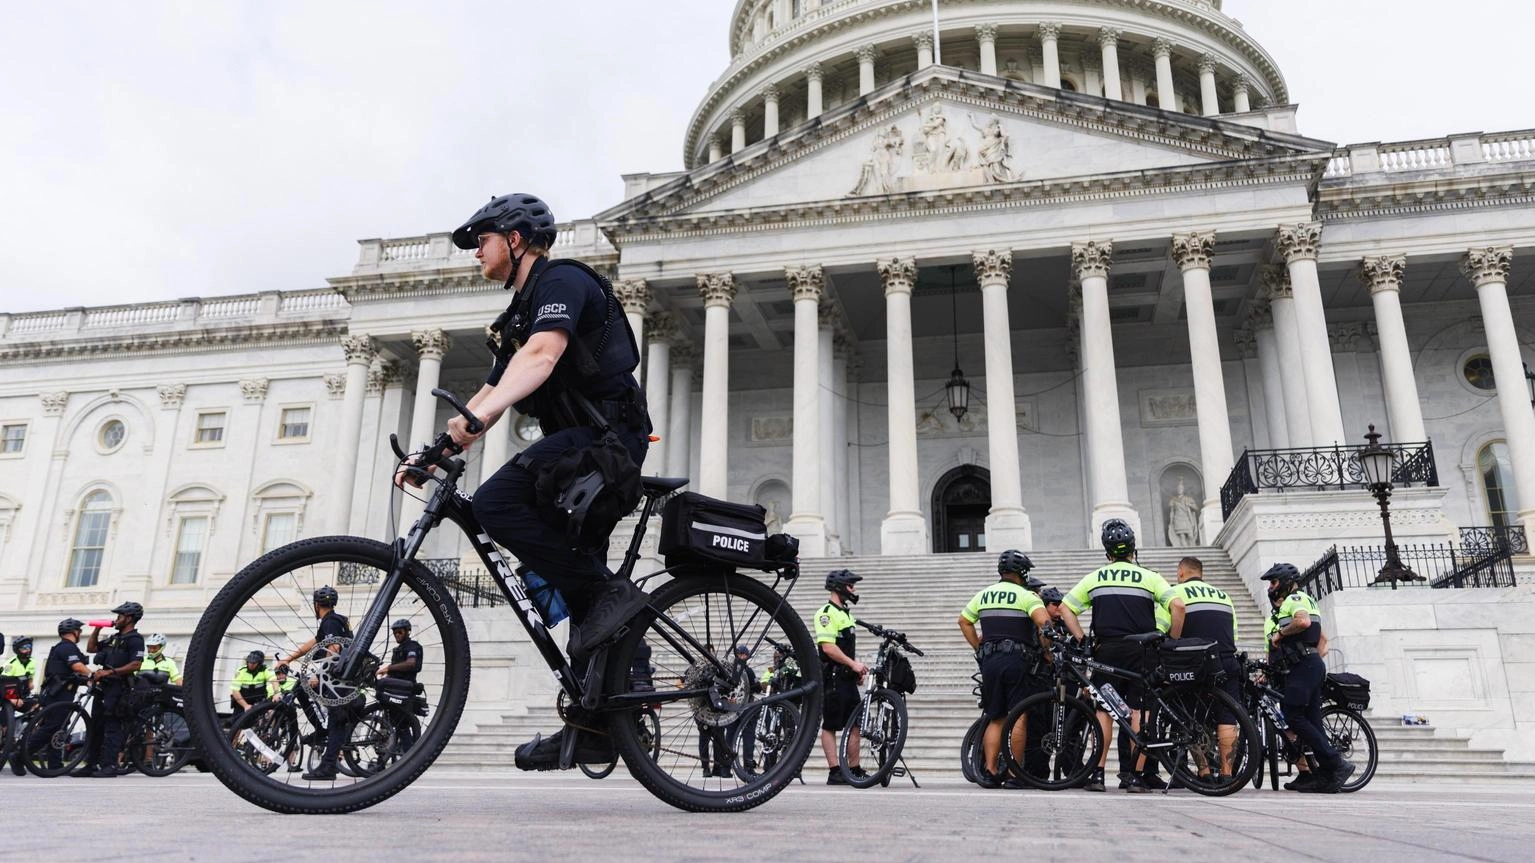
[1084,769,1106,792]
[976,769,1003,789]
[568,580,649,661]
[1124,774,1151,794]
[827,768,850,786]
[1139,771,1169,791]
[1321,760,1355,793]
[302,764,339,781]
[513,728,614,771]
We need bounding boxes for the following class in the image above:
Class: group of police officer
[810,518,1354,793]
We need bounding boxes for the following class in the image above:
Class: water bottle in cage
[1261,694,1289,730]
[1098,683,1132,722]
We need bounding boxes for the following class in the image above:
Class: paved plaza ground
[2,769,1528,862]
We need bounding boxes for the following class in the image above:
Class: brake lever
[431,387,484,434]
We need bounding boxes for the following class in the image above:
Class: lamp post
[945,265,970,421]
[1357,424,1422,587]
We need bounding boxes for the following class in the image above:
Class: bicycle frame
[1051,647,1206,771]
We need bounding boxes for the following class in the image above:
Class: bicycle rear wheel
[961,715,985,783]
[733,702,797,783]
[21,701,90,777]
[604,572,822,812]
[133,706,195,776]
[1160,686,1258,797]
[183,536,470,813]
[1322,705,1377,792]
[1001,691,1101,791]
[229,702,299,775]
[839,689,907,788]
[343,703,420,778]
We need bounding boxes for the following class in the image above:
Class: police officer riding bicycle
[395,193,650,772]
[1261,563,1354,793]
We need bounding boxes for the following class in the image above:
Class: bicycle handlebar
[431,387,484,435]
[856,620,925,656]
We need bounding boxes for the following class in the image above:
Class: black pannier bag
[1158,637,1222,686]
[886,652,917,695]
[1324,672,1371,711]
[375,676,429,716]
[658,492,771,570]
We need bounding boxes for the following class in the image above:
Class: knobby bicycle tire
[732,702,797,783]
[133,706,195,777]
[1321,705,1377,792]
[1001,691,1102,791]
[839,689,908,788]
[183,536,471,814]
[961,715,985,784]
[1159,686,1259,796]
[21,701,90,778]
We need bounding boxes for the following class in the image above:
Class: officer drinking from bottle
[73,602,146,777]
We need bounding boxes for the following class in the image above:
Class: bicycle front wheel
[183,535,470,813]
[839,689,907,788]
[1322,705,1377,792]
[21,701,90,777]
[1001,691,1101,791]
[133,707,195,777]
[733,702,797,783]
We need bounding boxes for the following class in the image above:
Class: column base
[824,534,843,558]
[1088,504,1141,546]
[985,508,1033,552]
[1198,502,1224,548]
[880,512,928,555]
[785,515,827,558]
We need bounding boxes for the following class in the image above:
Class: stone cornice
[0,320,348,365]
[331,267,501,303]
[1317,173,1535,223]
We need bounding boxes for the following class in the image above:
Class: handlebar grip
[432,387,483,434]
[907,645,926,657]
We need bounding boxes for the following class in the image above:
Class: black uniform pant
[320,697,364,769]
[83,683,127,770]
[1282,654,1342,771]
[26,690,74,769]
[695,720,727,773]
[472,425,648,628]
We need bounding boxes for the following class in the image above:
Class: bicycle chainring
[297,636,378,708]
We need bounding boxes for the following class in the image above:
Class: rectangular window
[195,412,226,445]
[278,407,311,441]
[66,510,110,588]
[262,512,296,553]
[170,516,208,584]
[0,423,25,454]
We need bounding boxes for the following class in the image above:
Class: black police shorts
[821,673,860,732]
[1092,640,1147,709]
[1215,654,1244,725]
[980,652,1033,720]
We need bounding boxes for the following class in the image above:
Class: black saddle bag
[1157,637,1223,686]
[658,492,771,571]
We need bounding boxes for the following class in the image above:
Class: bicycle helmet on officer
[997,549,1033,578]
[1260,562,1301,603]
[145,633,168,648]
[452,193,558,253]
[1039,587,1065,605]
[246,650,265,665]
[1100,518,1136,559]
[390,619,412,632]
[12,635,32,652]
[58,618,85,636]
[313,585,339,608]
[824,569,862,604]
[112,601,144,623]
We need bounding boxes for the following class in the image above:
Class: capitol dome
[687,0,1288,167]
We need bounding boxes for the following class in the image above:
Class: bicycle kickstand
[896,757,920,789]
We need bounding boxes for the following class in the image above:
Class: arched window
[67,491,113,587]
[1479,441,1520,528]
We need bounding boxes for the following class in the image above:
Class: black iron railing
[1459,525,1529,556]
[1220,441,1438,519]
[440,568,507,609]
[1297,541,1517,600]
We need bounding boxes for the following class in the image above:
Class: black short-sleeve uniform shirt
[317,612,352,643]
[45,639,86,686]
[391,639,423,682]
[95,630,145,688]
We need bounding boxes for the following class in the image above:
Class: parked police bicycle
[395,192,650,772]
[1171,556,1243,782]
[24,619,92,773]
[1260,563,1354,793]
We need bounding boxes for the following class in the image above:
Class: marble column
[856,44,877,95]
[1361,255,1427,444]
[832,341,852,555]
[818,305,840,554]
[1250,303,1290,449]
[402,329,451,525]
[1233,73,1252,113]
[1173,232,1235,540]
[666,344,696,482]
[1098,28,1123,101]
[878,257,927,553]
[708,134,724,163]
[972,249,1033,550]
[784,265,827,555]
[616,279,650,384]
[330,334,375,533]
[976,24,998,76]
[1462,247,1535,533]
[806,63,824,118]
[1038,23,1062,89]
[730,108,747,154]
[1198,54,1220,116]
[1278,222,1347,445]
[1262,265,1312,447]
[762,84,780,138]
[643,312,675,475]
[1152,38,1177,109]
[912,31,934,69]
[696,274,737,499]
[1073,241,1140,538]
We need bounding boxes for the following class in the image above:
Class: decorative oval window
[514,414,543,443]
[1463,355,1496,391]
[98,419,126,452]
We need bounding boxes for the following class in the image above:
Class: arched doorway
[932,465,991,553]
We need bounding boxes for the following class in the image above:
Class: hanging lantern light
[945,266,970,421]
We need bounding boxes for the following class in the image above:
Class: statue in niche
[763,499,783,537]
[917,104,969,173]
[969,113,1018,183]
[1165,477,1201,547]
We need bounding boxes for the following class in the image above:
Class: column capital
[668,342,698,369]
[411,328,452,360]
[912,31,933,50]
[1097,27,1122,48]
[644,310,678,345]
[878,256,917,295]
[855,43,878,63]
[40,391,69,415]
[761,82,779,102]
[1461,246,1514,287]
[1276,222,1323,263]
[1037,22,1061,42]
[729,107,746,125]
[971,249,1013,286]
[615,278,652,315]
[1197,53,1219,74]
[974,23,998,42]
[367,359,403,394]
[1071,241,1115,280]
[323,373,347,399]
[785,264,825,302]
[1328,322,1375,353]
[818,300,839,329]
[1151,37,1174,59]
[340,333,376,365]
[240,378,270,404]
[1260,264,1293,299]
[1247,298,1274,330]
[1360,254,1407,294]
[1232,327,1257,358]
[697,272,737,307]
[1171,231,1216,271]
[805,61,824,82]
[1233,73,1251,94]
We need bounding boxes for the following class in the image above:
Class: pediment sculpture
[850,104,1019,196]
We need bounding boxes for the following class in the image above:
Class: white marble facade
[4,1,1535,636]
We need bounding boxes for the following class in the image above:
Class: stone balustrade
[353,218,616,276]
[1324,129,1535,178]
[0,289,349,341]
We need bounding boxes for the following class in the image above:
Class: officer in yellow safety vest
[138,634,182,685]
[230,650,276,721]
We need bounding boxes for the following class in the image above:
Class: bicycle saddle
[640,476,688,497]
[1125,632,1166,646]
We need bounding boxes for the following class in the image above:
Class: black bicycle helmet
[997,549,1034,577]
[12,635,32,652]
[1024,574,1047,592]
[111,601,144,623]
[246,650,265,664]
[452,193,557,250]
[1040,587,1064,605]
[390,619,412,632]
[1100,518,1136,558]
[313,585,339,608]
[58,618,85,635]
[275,664,291,675]
[1261,562,1301,602]
[824,569,862,591]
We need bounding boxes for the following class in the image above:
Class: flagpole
[931,0,942,65]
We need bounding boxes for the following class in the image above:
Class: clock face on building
[514,414,543,443]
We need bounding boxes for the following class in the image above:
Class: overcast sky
[1,1,1527,314]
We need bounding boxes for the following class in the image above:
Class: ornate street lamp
[1358,424,1423,587]
[946,265,970,421]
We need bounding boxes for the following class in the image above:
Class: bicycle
[731,647,804,783]
[1,675,37,773]
[182,388,821,813]
[837,620,923,789]
[1242,656,1376,793]
[19,677,95,777]
[1000,632,1259,796]
[123,673,197,777]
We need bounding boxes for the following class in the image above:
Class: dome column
[1098,29,1123,101]
[1152,39,1177,109]
[806,63,824,118]
[1198,54,1221,116]
[730,108,747,154]
[1038,23,1062,89]
[761,84,780,137]
[913,32,934,69]
[976,25,998,77]
[1233,74,1252,113]
[856,44,877,95]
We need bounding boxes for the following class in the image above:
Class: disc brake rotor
[297,636,377,707]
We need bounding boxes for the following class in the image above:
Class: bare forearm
[477,347,559,421]
[959,619,980,651]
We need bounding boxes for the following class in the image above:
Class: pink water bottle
[87,619,114,629]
